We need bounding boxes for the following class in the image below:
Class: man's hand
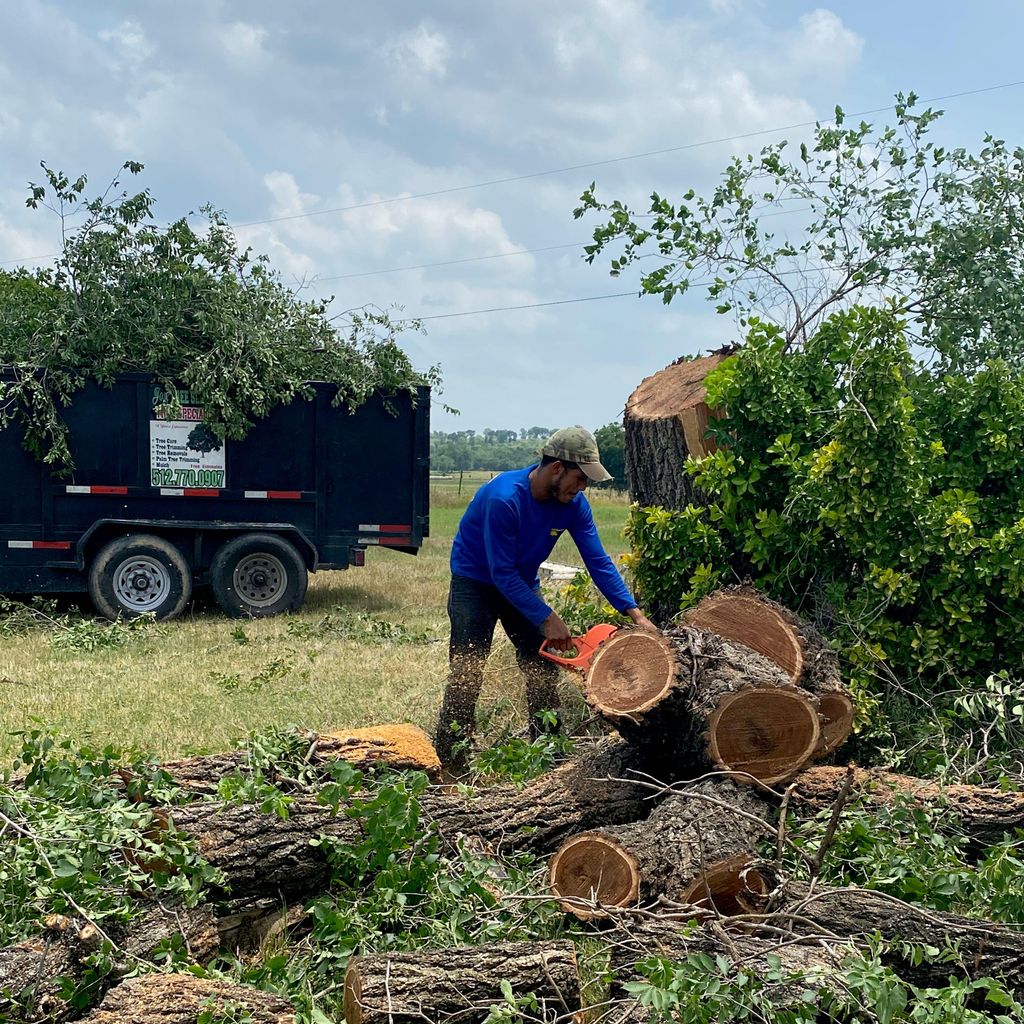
[626,607,658,633]
[542,610,573,650]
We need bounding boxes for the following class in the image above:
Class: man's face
[549,464,589,503]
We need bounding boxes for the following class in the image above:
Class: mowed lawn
[0,473,631,761]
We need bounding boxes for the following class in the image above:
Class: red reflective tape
[182,488,220,497]
[378,536,413,547]
[93,485,128,495]
[34,541,72,550]
[267,490,302,500]
[379,524,412,532]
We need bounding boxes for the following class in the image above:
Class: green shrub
[626,307,1024,771]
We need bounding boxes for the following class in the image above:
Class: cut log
[624,350,732,511]
[585,627,820,784]
[159,724,440,795]
[84,972,296,1023]
[0,905,219,1023]
[420,737,655,858]
[343,941,580,1024]
[682,586,853,756]
[606,917,846,1002]
[782,883,1024,993]
[549,779,772,918]
[791,765,1024,846]
[159,741,651,902]
[168,796,362,900]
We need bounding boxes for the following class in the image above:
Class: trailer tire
[89,535,193,622]
[210,533,308,618]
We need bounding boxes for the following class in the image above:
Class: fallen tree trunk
[781,883,1024,993]
[159,724,441,795]
[791,765,1024,846]
[420,737,656,858]
[682,586,854,756]
[606,917,846,1002]
[624,351,732,512]
[168,797,363,900]
[549,779,772,918]
[162,740,652,901]
[0,906,219,1024]
[585,627,820,784]
[85,972,296,1023]
[343,941,580,1024]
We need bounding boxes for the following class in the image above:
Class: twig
[807,764,856,882]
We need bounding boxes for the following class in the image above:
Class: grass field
[0,472,630,762]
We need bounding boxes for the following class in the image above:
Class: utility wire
[233,79,1024,228]
[394,261,846,323]
[4,78,1023,268]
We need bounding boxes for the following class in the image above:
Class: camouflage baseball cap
[540,426,613,483]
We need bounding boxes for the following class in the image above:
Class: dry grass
[0,484,631,762]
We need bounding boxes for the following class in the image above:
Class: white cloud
[98,20,155,68]
[790,9,864,74]
[384,22,450,78]
[221,21,269,63]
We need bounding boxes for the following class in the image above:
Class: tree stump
[343,941,580,1024]
[84,972,296,1023]
[0,906,219,1023]
[624,351,732,510]
[420,737,655,857]
[585,627,820,784]
[682,586,854,755]
[549,779,773,918]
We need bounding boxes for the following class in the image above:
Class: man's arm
[570,500,657,631]
[483,497,558,626]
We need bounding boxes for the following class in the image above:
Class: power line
[393,260,850,323]
[399,290,639,322]
[4,77,1023,268]
[315,241,585,282]
[233,79,1024,229]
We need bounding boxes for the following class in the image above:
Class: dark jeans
[435,574,560,766]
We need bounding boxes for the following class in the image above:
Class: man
[435,425,656,768]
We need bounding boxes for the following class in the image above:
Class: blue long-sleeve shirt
[450,465,637,626]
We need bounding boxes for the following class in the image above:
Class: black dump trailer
[0,373,429,619]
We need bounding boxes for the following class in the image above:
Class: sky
[1,1,1023,433]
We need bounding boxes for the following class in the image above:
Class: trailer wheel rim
[233,553,288,608]
[113,556,171,612]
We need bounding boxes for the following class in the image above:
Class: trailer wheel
[89,535,193,622]
[210,533,308,618]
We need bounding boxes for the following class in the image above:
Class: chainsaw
[538,623,618,672]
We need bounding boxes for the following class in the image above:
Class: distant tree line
[431,422,625,487]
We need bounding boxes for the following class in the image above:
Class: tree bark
[549,779,773,918]
[420,737,655,858]
[0,906,219,1024]
[157,724,440,796]
[606,917,846,1002]
[781,883,1024,993]
[84,972,296,1023]
[343,941,580,1024]
[682,585,853,756]
[160,740,652,902]
[624,351,732,510]
[791,765,1024,847]
[167,797,362,900]
[585,627,820,784]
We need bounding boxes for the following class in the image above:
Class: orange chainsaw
[538,623,618,672]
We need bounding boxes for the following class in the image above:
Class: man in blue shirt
[436,425,656,768]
